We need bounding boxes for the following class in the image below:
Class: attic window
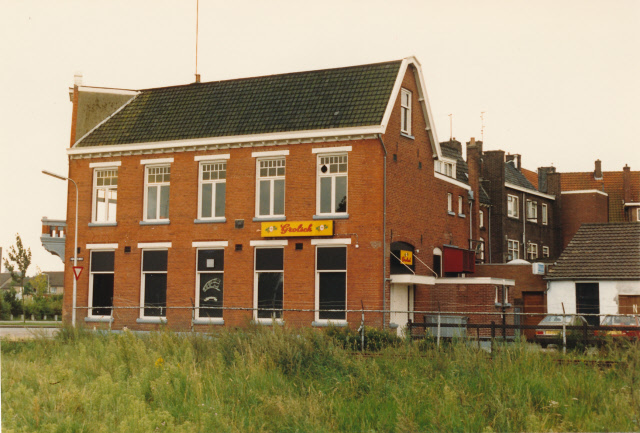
[435,160,455,178]
[400,89,412,135]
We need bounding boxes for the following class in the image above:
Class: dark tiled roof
[561,170,640,222]
[546,223,640,280]
[47,272,64,287]
[505,161,536,190]
[77,61,402,147]
[479,185,491,205]
[440,141,469,184]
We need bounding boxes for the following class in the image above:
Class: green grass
[2,326,639,432]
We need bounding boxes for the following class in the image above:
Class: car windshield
[601,315,638,326]
[539,315,573,324]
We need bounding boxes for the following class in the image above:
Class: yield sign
[73,266,83,281]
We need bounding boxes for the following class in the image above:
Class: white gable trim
[561,189,608,196]
[505,182,556,200]
[380,56,442,159]
[434,172,471,190]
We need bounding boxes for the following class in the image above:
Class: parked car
[535,315,589,348]
[596,315,640,340]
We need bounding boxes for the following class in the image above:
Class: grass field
[2,326,639,432]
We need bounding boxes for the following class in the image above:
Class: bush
[325,326,402,351]
[3,288,22,317]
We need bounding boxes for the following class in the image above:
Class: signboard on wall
[400,250,413,265]
[261,220,333,237]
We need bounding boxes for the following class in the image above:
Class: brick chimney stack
[594,159,603,180]
[466,137,482,242]
[505,154,521,170]
[538,166,556,193]
[623,164,632,203]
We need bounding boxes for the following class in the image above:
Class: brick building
[478,148,562,264]
[559,160,640,248]
[59,57,513,332]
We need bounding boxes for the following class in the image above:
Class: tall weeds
[2,326,638,432]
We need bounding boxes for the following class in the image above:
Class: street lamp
[43,170,78,326]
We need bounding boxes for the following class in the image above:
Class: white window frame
[542,246,550,258]
[92,167,118,223]
[400,88,412,135]
[458,195,464,215]
[526,200,538,222]
[435,160,455,177]
[507,194,519,219]
[198,160,227,221]
[479,210,484,228]
[253,247,284,323]
[478,237,485,261]
[140,249,168,320]
[316,153,348,216]
[447,193,453,213]
[195,248,224,322]
[315,245,347,324]
[143,164,171,222]
[637,208,640,222]
[508,239,519,261]
[527,243,538,260]
[542,203,548,225]
[88,249,115,319]
[256,158,286,218]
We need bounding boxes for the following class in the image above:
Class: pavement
[0,326,59,340]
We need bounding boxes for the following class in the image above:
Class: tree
[3,234,32,320]
[25,267,49,297]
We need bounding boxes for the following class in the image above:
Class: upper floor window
[435,160,455,177]
[400,88,412,135]
[144,165,170,221]
[458,195,464,215]
[507,194,519,219]
[507,239,519,261]
[447,193,453,213]
[92,168,118,223]
[478,237,485,262]
[257,159,285,217]
[199,161,226,220]
[527,243,538,260]
[317,154,347,215]
[542,203,548,225]
[526,200,538,222]
[479,209,485,228]
[542,246,550,258]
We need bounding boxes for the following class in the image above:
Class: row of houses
[41,56,640,334]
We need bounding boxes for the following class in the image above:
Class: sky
[1,0,638,275]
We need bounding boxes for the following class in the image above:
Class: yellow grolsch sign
[261,220,334,237]
[400,250,413,265]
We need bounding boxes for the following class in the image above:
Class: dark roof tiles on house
[505,161,536,190]
[77,61,402,147]
[546,223,640,280]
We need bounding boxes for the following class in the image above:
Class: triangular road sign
[73,266,83,281]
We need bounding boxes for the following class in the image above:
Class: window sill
[194,218,226,224]
[252,216,286,222]
[140,220,170,226]
[252,318,284,326]
[447,211,456,216]
[312,320,348,328]
[85,316,113,323]
[400,132,415,140]
[458,213,466,218]
[136,317,167,324]
[313,214,349,220]
[193,318,224,325]
[88,222,117,227]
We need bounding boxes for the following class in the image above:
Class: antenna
[480,111,486,142]
[448,114,453,140]
[195,0,200,83]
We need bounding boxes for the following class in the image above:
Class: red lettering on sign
[280,223,313,234]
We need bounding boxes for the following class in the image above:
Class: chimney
[623,164,632,203]
[505,154,521,170]
[73,73,83,87]
[594,159,602,179]
[195,74,201,83]
[538,166,556,193]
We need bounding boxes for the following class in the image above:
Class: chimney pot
[195,74,201,83]
[73,73,83,87]
[594,159,602,179]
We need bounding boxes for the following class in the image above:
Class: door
[619,295,640,315]
[522,292,545,340]
[576,283,600,326]
[390,284,414,336]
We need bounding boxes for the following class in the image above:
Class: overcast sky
[1,0,638,274]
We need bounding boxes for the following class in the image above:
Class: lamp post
[43,170,78,326]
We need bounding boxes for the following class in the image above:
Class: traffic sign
[73,266,83,281]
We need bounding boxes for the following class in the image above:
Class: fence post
[583,321,588,346]
[407,319,412,343]
[437,312,441,347]
[360,301,365,353]
[562,303,567,354]
[490,321,495,353]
